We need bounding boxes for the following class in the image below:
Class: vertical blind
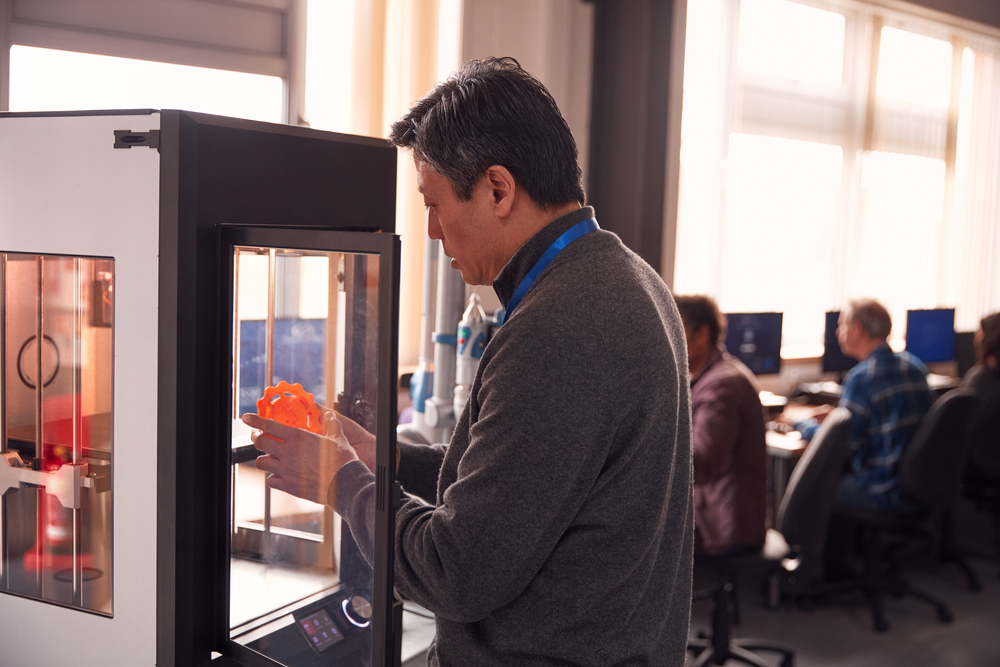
[675,0,1000,356]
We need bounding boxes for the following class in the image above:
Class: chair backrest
[968,389,1000,481]
[777,407,851,557]
[900,388,979,510]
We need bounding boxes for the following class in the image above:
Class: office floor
[400,602,436,666]
[688,501,1000,667]
[401,497,1000,667]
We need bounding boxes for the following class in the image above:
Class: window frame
[0,0,305,123]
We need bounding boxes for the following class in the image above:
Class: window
[9,46,284,123]
[737,0,845,87]
[876,27,952,107]
[303,0,356,132]
[677,0,1000,360]
[1,253,114,616]
[718,134,844,349]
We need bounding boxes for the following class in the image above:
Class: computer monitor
[724,312,783,375]
[822,310,858,374]
[955,331,977,377]
[905,308,956,364]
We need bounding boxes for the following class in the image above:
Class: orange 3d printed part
[256,381,323,433]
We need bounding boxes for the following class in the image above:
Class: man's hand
[242,411,359,506]
[807,404,835,423]
[776,403,834,426]
[318,407,377,473]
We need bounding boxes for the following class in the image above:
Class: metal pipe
[1,253,6,454]
[321,253,339,568]
[263,249,277,559]
[73,258,82,604]
[419,228,438,372]
[34,256,43,595]
[233,249,242,419]
[73,259,81,466]
[1,253,6,587]
[35,256,42,463]
[232,250,241,542]
[431,242,464,403]
[266,249,276,391]
[324,253,340,412]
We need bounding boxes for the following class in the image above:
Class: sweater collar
[492,206,596,309]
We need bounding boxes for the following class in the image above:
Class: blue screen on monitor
[905,309,955,364]
[823,311,858,374]
[724,312,783,375]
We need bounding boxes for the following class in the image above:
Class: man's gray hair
[844,298,892,340]
[388,57,585,208]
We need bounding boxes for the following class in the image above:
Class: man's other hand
[242,411,360,506]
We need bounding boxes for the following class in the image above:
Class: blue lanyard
[500,217,600,324]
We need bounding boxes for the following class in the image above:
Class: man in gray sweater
[247,57,694,666]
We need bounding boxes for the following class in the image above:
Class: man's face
[415,158,498,286]
[682,321,711,373]
[837,313,860,359]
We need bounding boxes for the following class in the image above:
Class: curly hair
[673,295,727,346]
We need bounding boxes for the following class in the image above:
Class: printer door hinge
[113,129,160,150]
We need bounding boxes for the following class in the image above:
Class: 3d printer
[0,109,401,667]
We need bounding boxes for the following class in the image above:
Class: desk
[766,429,807,525]
[764,402,821,526]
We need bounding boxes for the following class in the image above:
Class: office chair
[772,408,852,598]
[828,389,979,632]
[963,388,1000,579]
[686,408,851,667]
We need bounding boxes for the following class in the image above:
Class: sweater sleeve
[332,451,442,568]
[331,460,378,564]
[396,441,447,505]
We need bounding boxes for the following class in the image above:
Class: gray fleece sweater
[335,206,694,666]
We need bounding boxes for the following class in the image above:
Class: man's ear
[695,324,713,347]
[483,165,515,217]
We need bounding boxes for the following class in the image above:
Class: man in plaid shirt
[797,299,934,512]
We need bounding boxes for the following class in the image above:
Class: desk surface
[764,402,818,459]
[766,430,806,458]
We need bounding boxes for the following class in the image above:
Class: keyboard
[796,381,842,406]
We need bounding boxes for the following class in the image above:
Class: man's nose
[426,211,442,240]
